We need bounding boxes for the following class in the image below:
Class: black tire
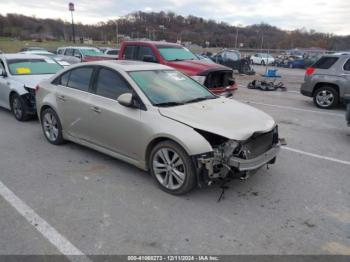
[149,140,197,195]
[10,93,30,121]
[41,108,65,145]
[313,86,339,109]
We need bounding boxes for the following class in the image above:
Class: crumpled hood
[165,59,231,76]
[159,98,276,141]
[12,74,54,89]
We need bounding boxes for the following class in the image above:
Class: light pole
[69,2,76,43]
[235,27,239,49]
[115,20,119,46]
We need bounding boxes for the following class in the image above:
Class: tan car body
[36,61,279,182]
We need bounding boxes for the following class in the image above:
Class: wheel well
[145,137,180,170]
[39,105,53,118]
[9,91,17,105]
[313,83,339,96]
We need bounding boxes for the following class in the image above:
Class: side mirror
[143,55,157,63]
[0,68,6,77]
[117,93,134,107]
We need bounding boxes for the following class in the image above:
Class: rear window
[312,57,338,69]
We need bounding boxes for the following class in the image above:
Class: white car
[36,60,280,194]
[0,54,63,121]
[19,50,71,67]
[251,53,275,65]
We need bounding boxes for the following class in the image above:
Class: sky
[1,0,350,35]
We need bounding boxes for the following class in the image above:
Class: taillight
[306,67,315,76]
[35,85,40,92]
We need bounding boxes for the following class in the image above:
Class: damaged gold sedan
[36,60,281,195]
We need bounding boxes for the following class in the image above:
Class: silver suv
[300,55,350,109]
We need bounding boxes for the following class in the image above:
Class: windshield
[80,49,104,56]
[157,46,198,61]
[7,58,63,75]
[129,70,216,106]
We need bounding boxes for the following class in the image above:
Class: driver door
[87,67,142,159]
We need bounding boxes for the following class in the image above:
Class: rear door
[341,58,350,102]
[88,67,142,159]
[54,66,95,140]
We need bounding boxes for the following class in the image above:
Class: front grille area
[204,71,233,89]
[241,129,277,159]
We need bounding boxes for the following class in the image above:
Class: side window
[0,59,5,71]
[64,48,74,56]
[344,59,350,71]
[107,50,119,55]
[137,46,156,61]
[67,67,93,92]
[95,68,130,99]
[313,57,338,69]
[73,49,82,57]
[124,45,137,60]
[53,71,71,86]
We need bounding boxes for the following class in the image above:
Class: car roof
[0,53,51,60]
[123,41,182,47]
[59,46,99,50]
[71,60,172,72]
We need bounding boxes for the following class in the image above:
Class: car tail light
[306,67,315,76]
[35,85,40,92]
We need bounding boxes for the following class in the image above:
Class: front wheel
[11,94,30,121]
[149,140,197,195]
[41,108,65,145]
[313,86,339,109]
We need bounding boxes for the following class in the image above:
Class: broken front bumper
[228,145,280,171]
[197,144,280,181]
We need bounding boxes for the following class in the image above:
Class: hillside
[0,11,349,50]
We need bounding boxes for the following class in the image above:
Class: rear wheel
[313,86,339,109]
[10,93,30,121]
[41,108,65,145]
[149,140,197,195]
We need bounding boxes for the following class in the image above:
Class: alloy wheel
[152,148,186,190]
[12,97,23,119]
[316,90,334,107]
[43,112,59,142]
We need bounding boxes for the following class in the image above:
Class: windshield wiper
[183,96,217,104]
[154,101,185,107]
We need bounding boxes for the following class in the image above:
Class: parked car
[56,46,115,64]
[19,50,71,67]
[36,60,280,195]
[346,103,350,126]
[211,49,255,75]
[250,53,275,65]
[196,54,216,64]
[301,55,350,109]
[0,54,63,121]
[118,41,237,96]
[20,46,47,52]
[104,48,119,57]
[275,55,305,68]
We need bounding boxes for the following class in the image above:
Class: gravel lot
[0,65,349,256]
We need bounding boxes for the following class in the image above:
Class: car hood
[11,74,54,89]
[159,98,276,141]
[165,59,231,76]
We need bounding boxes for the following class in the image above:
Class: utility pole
[235,27,239,49]
[115,20,119,46]
[69,2,76,43]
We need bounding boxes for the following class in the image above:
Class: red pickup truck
[118,41,237,96]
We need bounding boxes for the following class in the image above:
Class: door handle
[57,95,66,101]
[90,106,102,113]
